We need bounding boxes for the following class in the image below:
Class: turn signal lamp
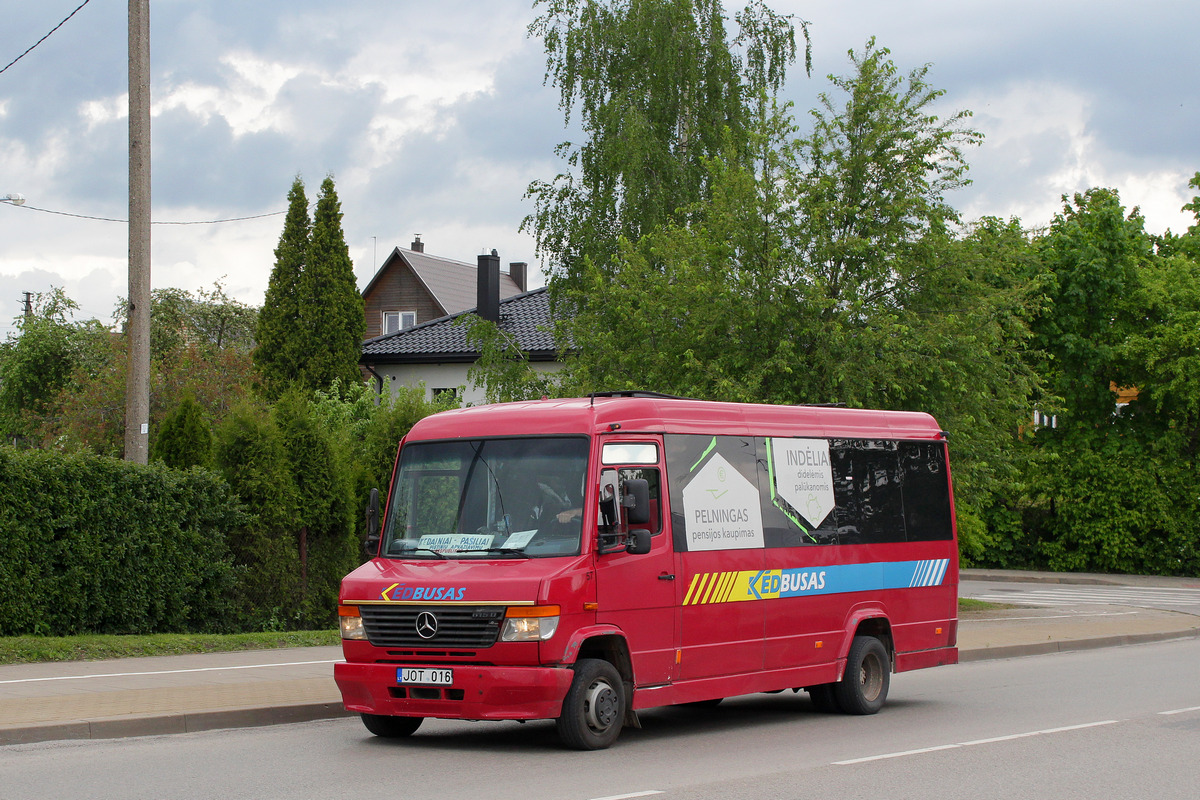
[501,605,561,641]
[339,605,366,640]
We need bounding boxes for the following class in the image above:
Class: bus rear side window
[900,442,954,541]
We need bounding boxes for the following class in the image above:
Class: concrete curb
[1,702,354,746]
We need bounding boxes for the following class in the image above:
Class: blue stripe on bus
[771,559,950,599]
[684,559,953,604]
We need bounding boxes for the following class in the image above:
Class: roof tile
[361,287,558,364]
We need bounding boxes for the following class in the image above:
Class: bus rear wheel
[360,713,423,738]
[834,635,890,715]
[556,658,625,750]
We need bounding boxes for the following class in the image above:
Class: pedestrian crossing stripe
[682,559,951,605]
[970,587,1200,606]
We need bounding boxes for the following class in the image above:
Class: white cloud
[154,53,304,137]
[80,95,127,129]
[1110,170,1193,236]
[951,81,1194,234]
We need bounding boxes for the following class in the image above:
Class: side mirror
[626,528,651,555]
[364,488,381,557]
[623,478,650,525]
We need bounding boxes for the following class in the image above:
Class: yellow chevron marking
[717,571,737,603]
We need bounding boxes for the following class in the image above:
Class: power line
[4,203,285,225]
[0,0,95,77]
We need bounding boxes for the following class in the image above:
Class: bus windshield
[382,437,590,559]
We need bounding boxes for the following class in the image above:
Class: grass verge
[959,597,1013,614]
[0,630,340,665]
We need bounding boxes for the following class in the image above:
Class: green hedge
[0,447,240,636]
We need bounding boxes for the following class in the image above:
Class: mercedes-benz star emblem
[415,611,438,639]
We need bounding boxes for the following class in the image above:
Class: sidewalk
[3,572,1198,746]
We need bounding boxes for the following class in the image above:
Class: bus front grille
[359,605,504,648]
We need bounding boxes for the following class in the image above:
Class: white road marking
[834,720,1120,765]
[588,792,664,800]
[1158,706,1200,716]
[0,659,342,685]
[968,585,1200,607]
[835,744,959,764]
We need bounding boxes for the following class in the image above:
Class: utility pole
[22,291,33,321]
[124,0,151,464]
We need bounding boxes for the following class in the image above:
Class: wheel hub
[859,653,884,701]
[583,679,620,731]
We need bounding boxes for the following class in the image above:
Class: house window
[382,311,416,334]
[1032,409,1058,429]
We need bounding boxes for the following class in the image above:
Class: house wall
[362,262,444,339]
[372,361,565,407]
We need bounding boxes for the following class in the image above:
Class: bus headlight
[501,605,560,641]
[339,605,366,640]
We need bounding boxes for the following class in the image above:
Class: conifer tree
[254,177,310,399]
[298,176,366,394]
[150,393,212,469]
[274,390,356,628]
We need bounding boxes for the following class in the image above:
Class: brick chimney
[508,262,527,292]
[410,235,424,253]
[477,250,501,322]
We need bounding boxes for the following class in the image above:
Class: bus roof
[406,397,946,442]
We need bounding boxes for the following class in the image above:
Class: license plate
[397,667,453,686]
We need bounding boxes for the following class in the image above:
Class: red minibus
[335,394,958,749]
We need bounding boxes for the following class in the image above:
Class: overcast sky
[1,0,1196,337]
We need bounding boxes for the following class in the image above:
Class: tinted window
[832,440,905,545]
[665,434,761,552]
[900,441,954,541]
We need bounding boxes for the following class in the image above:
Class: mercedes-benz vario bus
[335,394,959,749]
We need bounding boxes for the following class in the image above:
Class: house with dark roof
[361,236,527,339]
[360,250,563,405]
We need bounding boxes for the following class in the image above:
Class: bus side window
[833,439,904,545]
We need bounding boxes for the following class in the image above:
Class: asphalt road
[2,637,1198,800]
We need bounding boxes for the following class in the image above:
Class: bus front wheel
[834,635,890,715]
[360,713,423,738]
[556,658,625,750]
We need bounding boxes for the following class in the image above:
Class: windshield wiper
[457,548,531,559]
[390,546,446,560]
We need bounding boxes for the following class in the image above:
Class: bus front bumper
[334,661,574,721]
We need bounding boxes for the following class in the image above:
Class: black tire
[360,713,423,738]
[807,683,841,713]
[833,635,890,715]
[556,658,625,750]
